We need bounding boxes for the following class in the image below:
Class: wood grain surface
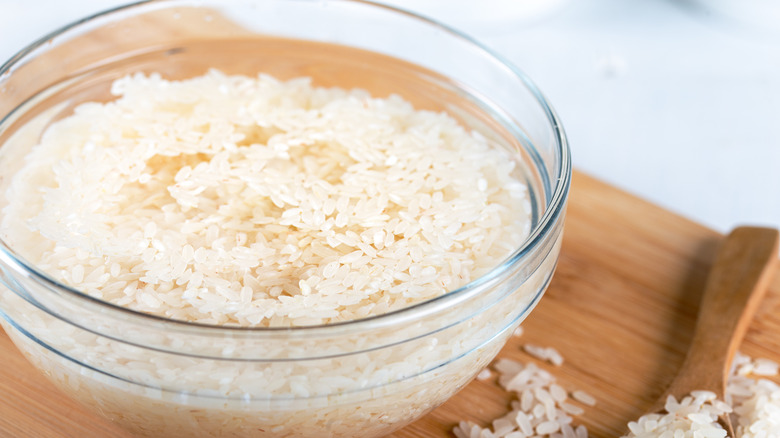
[1,171,778,437]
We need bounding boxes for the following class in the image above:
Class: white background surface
[1,0,779,234]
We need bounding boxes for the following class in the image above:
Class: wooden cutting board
[1,171,778,437]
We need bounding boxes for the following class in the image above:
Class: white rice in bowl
[0,70,560,437]
[1,70,531,327]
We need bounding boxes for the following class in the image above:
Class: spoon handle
[655,226,779,410]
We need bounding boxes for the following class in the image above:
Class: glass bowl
[0,1,570,437]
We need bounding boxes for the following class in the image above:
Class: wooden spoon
[646,226,779,436]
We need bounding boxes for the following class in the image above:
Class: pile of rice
[0,70,531,327]
[454,330,595,438]
[454,357,594,438]
[623,391,732,438]
[623,354,780,438]
[729,354,780,437]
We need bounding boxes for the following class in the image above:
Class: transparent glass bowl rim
[0,0,572,336]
